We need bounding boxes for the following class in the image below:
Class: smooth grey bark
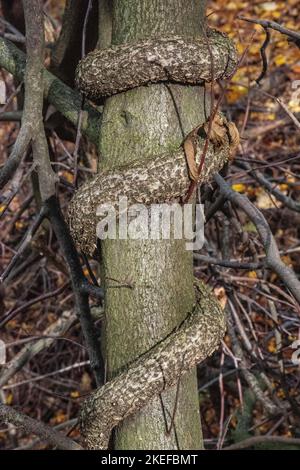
[98,0,208,449]
[97,0,113,49]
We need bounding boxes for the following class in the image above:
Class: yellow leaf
[250,111,276,121]
[227,85,247,104]
[259,2,278,12]
[288,99,300,113]
[274,54,286,66]
[287,175,296,184]
[243,222,257,233]
[268,338,276,353]
[59,170,73,183]
[248,271,257,279]
[6,393,13,405]
[83,268,90,277]
[81,372,92,392]
[51,410,67,424]
[267,113,276,121]
[15,221,24,230]
[227,2,238,10]
[276,40,288,49]
[277,388,286,398]
[232,183,246,193]
[236,43,245,55]
[249,43,262,55]
[70,390,80,398]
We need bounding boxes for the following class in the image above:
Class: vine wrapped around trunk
[68,27,238,449]
[76,29,237,98]
[80,280,226,449]
[68,113,236,256]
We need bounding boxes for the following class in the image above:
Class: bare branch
[0,0,57,191]
[0,311,76,388]
[236,160,300,213]
[0,205,46,283]
[1,0,103,390]
[0,37,101,144]
[256,27,271,84]
[22,0,58,201]
[215,174,300,305]
[194,254,264,270]
[224,435,300,450]
[0,110,22,121]
[238,16,300,48]
[44,196,104,386]
[0,404,82,450]
[0,16,25,40]
[0,284,68,329]
[0,125,31,189]
[226,305,281,416]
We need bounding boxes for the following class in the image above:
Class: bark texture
[80,280,226,449]
[95,0,209,450]
[68,123,232,256]
[76,31,237,98]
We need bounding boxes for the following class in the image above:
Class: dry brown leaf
[227,121,240,159]
[183,134,198,181]
[207,114,228,146]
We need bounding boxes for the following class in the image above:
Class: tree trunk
[98,0,208,449]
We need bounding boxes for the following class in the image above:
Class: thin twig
[73,0,93,186]
[0,404,82,450]
[0,206,47,283]
[256,27,271,84]
[235,160,300,213]
[226,306,281,416]
[224,435,300,450]
[44,196,104,385]
[0,37,101,144]
[238,16,300,47]
[0,311,76,388]
[215,174,300,305]
[194,254,264,270]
